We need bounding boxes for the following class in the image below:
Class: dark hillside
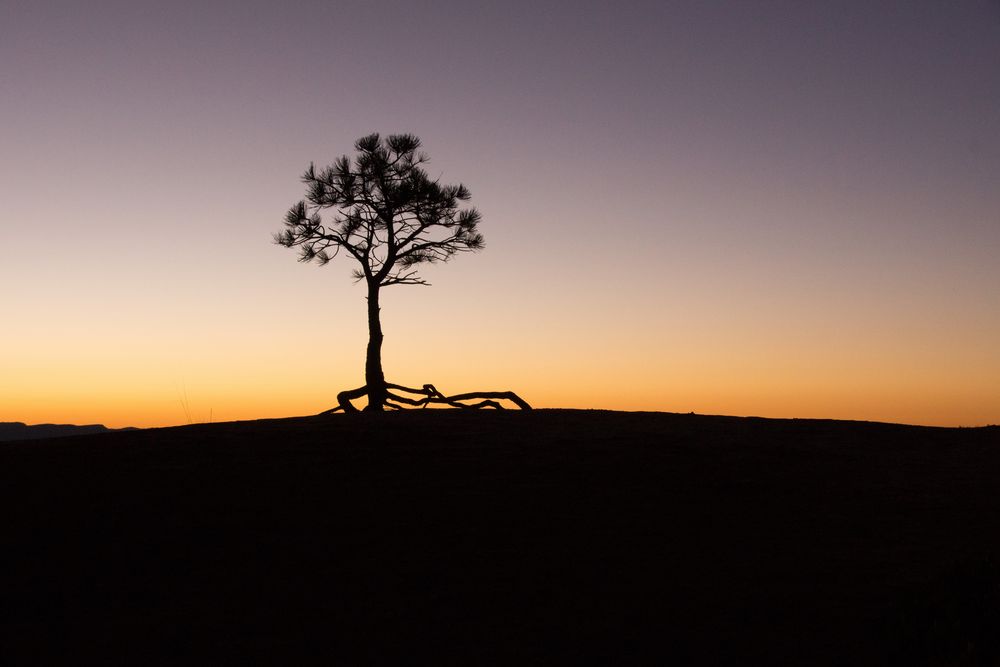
[2,410,999,664]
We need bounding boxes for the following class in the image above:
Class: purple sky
[2,1,999,426]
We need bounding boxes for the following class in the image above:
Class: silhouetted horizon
[0,421,137,442]
[4,408,996,437]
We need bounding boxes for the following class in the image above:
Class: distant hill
[0,421,134,442]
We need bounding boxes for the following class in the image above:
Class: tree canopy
[275,133,484,288]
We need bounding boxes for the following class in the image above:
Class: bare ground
[2,409,999,665]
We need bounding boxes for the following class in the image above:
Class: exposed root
[319,382,532,414]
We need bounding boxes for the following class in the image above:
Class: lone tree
[275,133,531,412]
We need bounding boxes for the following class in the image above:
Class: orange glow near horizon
[4,269,997,429]
[3,201,998,429]
[5,380,997,430]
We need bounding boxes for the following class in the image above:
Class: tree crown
[275,133,484,287]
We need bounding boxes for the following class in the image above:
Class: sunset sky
[2,1,998,428]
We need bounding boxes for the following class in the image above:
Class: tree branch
[321,382,532,413]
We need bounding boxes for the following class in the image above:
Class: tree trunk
[365,281,387,411]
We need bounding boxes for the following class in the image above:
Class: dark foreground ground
[2,410,999,665]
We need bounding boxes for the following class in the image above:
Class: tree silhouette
[276,133,531,412]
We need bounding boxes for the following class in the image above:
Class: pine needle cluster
[275,133,484,287]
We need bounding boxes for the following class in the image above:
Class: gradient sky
[2,0,999,427]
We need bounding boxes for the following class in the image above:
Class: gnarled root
[319,382,532,414]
